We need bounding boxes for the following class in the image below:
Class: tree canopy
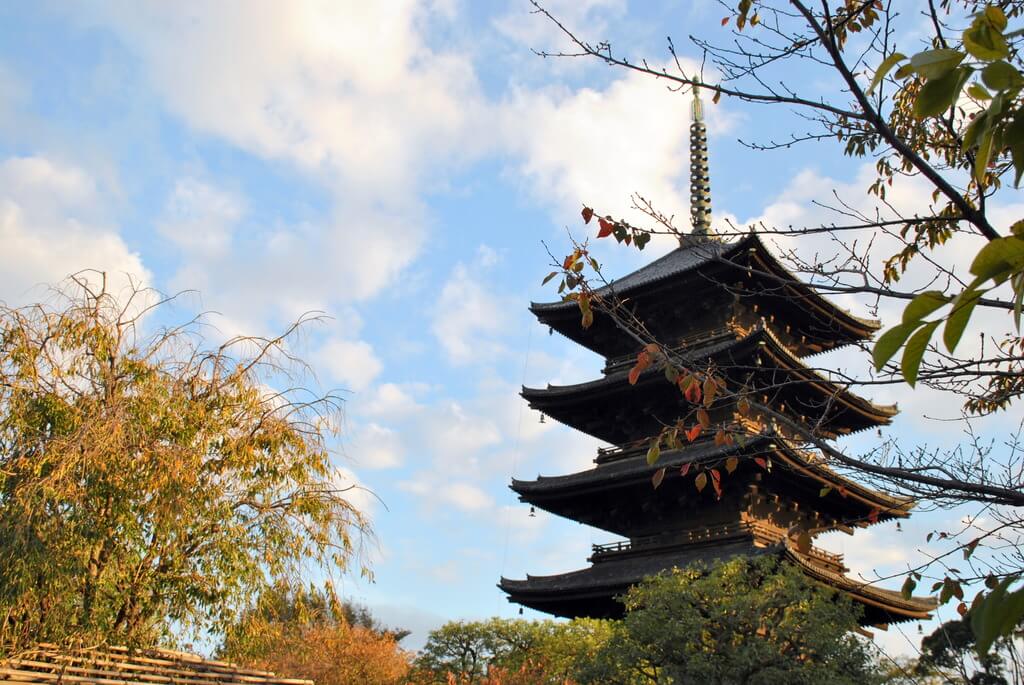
[0,276,368,653]
[584,556,881,685]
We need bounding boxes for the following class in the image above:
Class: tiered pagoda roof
[500,93,934,627]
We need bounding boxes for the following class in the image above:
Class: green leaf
[914,66,971,118]
[900,576,917,600]
[1013,272,1024,330]
[963,111,989,151]
[975,125,995,183]
[901,321,940,387]
[542,271,558,285]
[967,82,992,100]
[982,61,1023,90]
[894,63,916,80]
[867,52,906,95]
[902,291,950,324]
[984,5,1008,31]
[973,577,1024,655]
[819,486,832,497]
[970,237,1024,282]
[1007,114,1024,186]
[909,48,965,79]
[964,23,1010,61]
[646,440,661,466]
[873,321,922,371]
[944,288,983,352]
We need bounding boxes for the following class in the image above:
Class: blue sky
[2,0,1016,661]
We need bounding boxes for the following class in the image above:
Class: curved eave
[512,436,913,523]
[754,325,898,424]
[744,234,881,336]
[530,237,742,317]
[522,326,897,432]
[770,439,914,520]
[531,233,879,342]
[785,544,935,620]
[500,540,932,624]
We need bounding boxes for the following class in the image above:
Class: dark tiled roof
[512,436,765,494]
[521,326,897,428]
[501,538,766,594]
[0,644,312,685]
[530,233,879,332]
[530,237,741,315]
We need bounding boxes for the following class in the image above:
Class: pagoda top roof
[530,233,880,353]
[512,434,913,523]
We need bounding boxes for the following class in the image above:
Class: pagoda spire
[688,86,713,239]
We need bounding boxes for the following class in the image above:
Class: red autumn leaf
[696,408,711,429]
[623,233,632,246]
[597,217,614,238]
[703,377,718,406]
[563,250,580,270]
[736,397,751,416]
[685,424,702,442]
[956,602,968,617]
[711,476,722,499]
[721,16,729,25]
[682,376,702,404]
[837,486,849,498]
[680,462,691,477]
[581,206,594,224]
[709,468,720,483]
[652,467,666,489]
[754,457,767,470]
[628,351,652,385]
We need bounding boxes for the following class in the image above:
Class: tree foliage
[585,556,881,685]
[220,583,410,685]
[0,276,368,653]
[409,617,612,685]
[914,615,1023,684]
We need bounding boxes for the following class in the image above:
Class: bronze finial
[688,86,713,240]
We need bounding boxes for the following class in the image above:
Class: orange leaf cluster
[628,351,652,385]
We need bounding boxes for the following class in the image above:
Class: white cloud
[397,477,494,512]
[316,337,383,392]
[73,2,490,341]
[347,422,404,470]
[493,0,626,49]
[432,248,517,365]
[85,2,486,193]
[360,382,425,419]
[158,178,245,257]
[0,156,148,304]
[499,63,738,244]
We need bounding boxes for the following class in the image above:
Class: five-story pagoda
[499,92,934,627]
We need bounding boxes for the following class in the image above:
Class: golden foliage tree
[0,275,369,653]
[221,584,410,685]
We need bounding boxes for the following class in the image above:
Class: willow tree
[0,275,369,653]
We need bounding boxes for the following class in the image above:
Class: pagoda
[499,92,935,627]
